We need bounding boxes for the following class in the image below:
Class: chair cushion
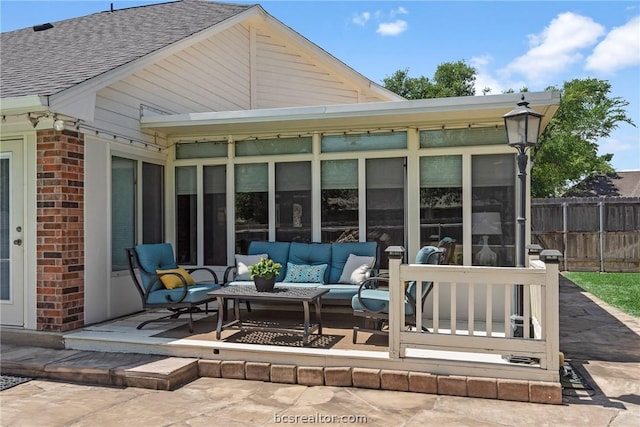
[338,254,375,284]
[351,289,415,315]
[283,262,327,284]
[329,242,377,284]
[135,243,178,291]
[235,254,268,281]
[145,283,221,305]
[318,284,360,301]
[248,242,290,282]
[156,267,195,289]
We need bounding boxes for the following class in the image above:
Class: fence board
[532,197,640,272]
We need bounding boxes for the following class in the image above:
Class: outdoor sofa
[224,241,379,304]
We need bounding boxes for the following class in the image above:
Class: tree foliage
[382,60,476,99]
[383,65,636,197]
[531,78,635,197]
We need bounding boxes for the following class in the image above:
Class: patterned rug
[224,329,343,349]
[0,375,32,391]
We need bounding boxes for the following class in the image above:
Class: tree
[531,78,635,197]
[382,60,476,99]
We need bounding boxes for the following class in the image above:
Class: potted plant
[249,257,281,292]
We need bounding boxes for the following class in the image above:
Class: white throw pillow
[235,254,268,281]
[339,254,375,284]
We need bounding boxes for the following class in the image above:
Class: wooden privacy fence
[386,247,561,383]
[532,197,640,272]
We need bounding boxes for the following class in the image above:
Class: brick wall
[36,129,84,331]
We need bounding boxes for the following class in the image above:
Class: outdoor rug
[1,375,32,391]
[224,329,343,349]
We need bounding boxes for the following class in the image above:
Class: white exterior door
[1,139,24,326]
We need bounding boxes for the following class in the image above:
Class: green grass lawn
[563,272,640,317]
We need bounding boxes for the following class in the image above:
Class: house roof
[1,0,254,98]
[563,171,640,198]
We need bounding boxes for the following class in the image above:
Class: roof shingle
[0,0,254,98]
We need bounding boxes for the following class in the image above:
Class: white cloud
[504,12,605,84]
[377,20,408,36]
[352,12,371,27]
[586,16,640,73]
[390,7,408,17]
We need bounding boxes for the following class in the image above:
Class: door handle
[13,239,22,246]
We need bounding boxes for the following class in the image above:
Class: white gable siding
[254,30,361,108]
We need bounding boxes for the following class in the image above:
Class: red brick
[467,377,498,399]
[497,379,529,402]
[352,368,380,389]
[380,370,409,391]
[408,372,437,394]
[437,375,467,396]
[529,381,562,404]
[324,367,352,387]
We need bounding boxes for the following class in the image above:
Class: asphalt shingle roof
[0,0,254,98]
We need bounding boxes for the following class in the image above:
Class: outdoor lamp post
[503,96,543,318]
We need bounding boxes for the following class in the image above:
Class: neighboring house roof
[1,0,254,98]
[563,171,640,198]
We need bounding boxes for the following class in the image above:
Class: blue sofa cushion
[248,241,291,281]
[288,242,332,283]
[145,283,221,305]
[351,288,416,315]
[135,243,178,291]
[329,242,377,284]
[318,284,360,301]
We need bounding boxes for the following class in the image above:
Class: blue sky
[2,0,639,171]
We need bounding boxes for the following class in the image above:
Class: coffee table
[208,285,329,345]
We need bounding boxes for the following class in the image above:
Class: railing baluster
[433,282,439,334]
[504,283,512,337]
[450,282,457,335]
[524,284,531,338]
[416,280,423,333]
[486,283,493,337]
[468,282,475,336]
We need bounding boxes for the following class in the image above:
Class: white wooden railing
[386,247,560,377]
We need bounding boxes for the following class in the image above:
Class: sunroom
[137,91,560,271]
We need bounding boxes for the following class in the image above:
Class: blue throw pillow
[283,263,328,284]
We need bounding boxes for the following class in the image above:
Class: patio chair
[126,243,221,332]
[351,245,443,343]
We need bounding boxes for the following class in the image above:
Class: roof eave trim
[47,5,264,107]
[0,95,49,115]
[141,91,561,129]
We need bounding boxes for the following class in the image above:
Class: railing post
[386,246,405,359]
[540,249,562,375]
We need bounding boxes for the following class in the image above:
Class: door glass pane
[420,156,462,264]
[176,166,197,264]
[367,157,405,267]
[276,162,311,242]
[321,159,358,242]
[472,154,515,266]
[204,165,227,265]
[235,164,268,254]
[111,157,136,271]
[0,157,9,299]
[142,163,164,244]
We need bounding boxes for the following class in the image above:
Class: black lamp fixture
[503,95,543,318]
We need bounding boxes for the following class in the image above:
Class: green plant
[249,258,281,280]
